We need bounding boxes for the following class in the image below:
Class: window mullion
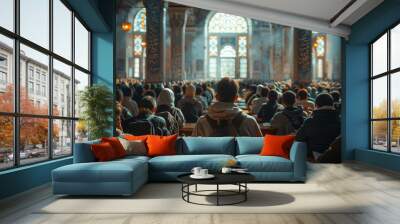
[71,10,76,154]
[388,30,392,153]
[13,0,21,167]
[48,0,54,160]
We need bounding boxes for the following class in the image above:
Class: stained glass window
[220,45,236,58]
[209,13,247,33]
[207,12,249,79]
[238,36,247,57]
[134,8,146,33]
[209,36,218,56]
[134,35,143,56]
[209,58,217,78]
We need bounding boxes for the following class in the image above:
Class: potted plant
[79,84,113,140]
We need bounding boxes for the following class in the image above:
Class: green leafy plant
[79,84,113,140]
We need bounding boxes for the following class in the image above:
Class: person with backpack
[270,91,306,135]
[177,84,203,123]
[131,96,170,136]
[257,90,284,123]
[156,88,185,132]
[193,78,262,137]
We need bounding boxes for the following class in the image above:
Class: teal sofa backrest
[73,140,101,163]
[177,137,236,155]
[235,137,264,155]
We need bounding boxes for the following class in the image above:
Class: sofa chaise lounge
[52,137,307,196]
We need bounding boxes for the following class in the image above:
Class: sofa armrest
[289,141,307,181]
[73,140,100,163]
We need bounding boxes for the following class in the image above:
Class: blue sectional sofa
[52,137,307,196]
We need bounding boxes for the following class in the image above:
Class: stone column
[144,0,164,83]
[168,7,188,81]
[293,28,312,84]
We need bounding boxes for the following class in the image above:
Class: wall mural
[116,0,342,83]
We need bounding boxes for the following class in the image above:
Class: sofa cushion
[236,155,293,172]
[101,137,127,158]
[147,134,178,157]
[91,142,118,161]
[236,137,263,155]
[53,158,147,183]
[178,137,235,155]
[149,154,235,172]
[260,135,295,159]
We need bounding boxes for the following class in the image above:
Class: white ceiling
[224,0,352,23]
[167,0,384,37]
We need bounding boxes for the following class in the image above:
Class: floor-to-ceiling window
[370,22,400,153]
[206,13,249,79]
[0,0,91,170]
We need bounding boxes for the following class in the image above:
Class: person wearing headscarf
[156,88,185,128]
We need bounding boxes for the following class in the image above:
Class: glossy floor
[0,162,400,224]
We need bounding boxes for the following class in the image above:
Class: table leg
[217,184,219,206]
[195,184,198,192]
[245,183,247,201]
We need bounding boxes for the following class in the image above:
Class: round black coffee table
[177,173,255,206]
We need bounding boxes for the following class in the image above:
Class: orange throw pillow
[123,134,148,141]
[91,142,117,162]
[101,137,126,158]
[147,134,178,157]
[260,134,295,159]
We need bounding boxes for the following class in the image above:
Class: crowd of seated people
[115,78,342,162]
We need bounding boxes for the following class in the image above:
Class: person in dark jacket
[271,91,305,135]
[136,96,170,136]
[257,90,284,123]
[295,93,341,160]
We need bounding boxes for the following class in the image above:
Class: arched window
[129,8,146,79]
[207,13,249,79]
[312,32,326,80]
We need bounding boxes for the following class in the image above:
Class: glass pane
[209,36,218,56]
[372,121,388,151]
[391,120,400,153]
[53,0,72,60]
[209,58,217,78]
[20,0,49,49]
[53,119,72,157]
[240,58,247,78]
[20,117,49,165]
[133,8,146,32]
[20,44,49,115]
[53,59,72,117]
[75,17,89,70]
[220,45,236,58]
[134,58,140,78]
[75,120,88,143]
[391,72,400,118]
[372,33,387,76]
[0,116,14,170]
[238,36,247,57]
[220,58,235,78]
[0,0,14,31]
[0,35,14,113]
[74,69,89,118]
[391,24,400,70]
[208,13,248,34]
[134,35,143,56]
[372,77,387,119]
